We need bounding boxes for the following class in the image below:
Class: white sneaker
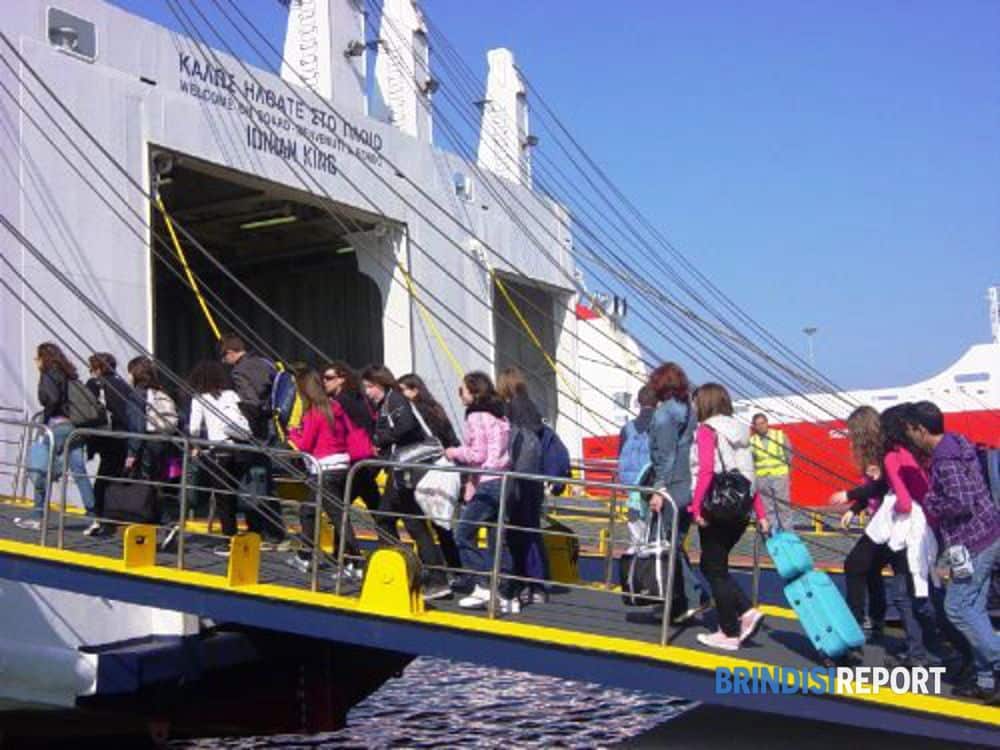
[458,585,491,609]
[83,521,102,537]
[697,630,740,652]
[499,597,521,615]
[739,608,764,643]
[342,563,363,582]
[13,517,41,531]
[286,555,310,574]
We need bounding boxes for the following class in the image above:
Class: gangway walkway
[0,422,996,746]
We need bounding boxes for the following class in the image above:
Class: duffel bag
[104,476,161,525]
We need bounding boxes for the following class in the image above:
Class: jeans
[239,455,284,541]
[506,481,548,595]
[382,477,447,587]
[944,538,1000,688]
[299,471,360,560]
[846,536,940,659]
[456,480,511,590]
[661,503,709,609]
[757,475,793,530]
[28,421,95,517]
[699,519,752,637]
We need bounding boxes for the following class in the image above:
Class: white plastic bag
[414,457,461,530]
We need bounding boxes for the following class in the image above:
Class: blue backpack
[539,424,572,496]
[269,364,297,442]
[976,446,1000,507]
[617,419,651,486]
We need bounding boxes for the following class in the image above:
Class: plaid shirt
[923,433,1000,554]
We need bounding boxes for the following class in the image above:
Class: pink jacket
[884,446,929,514]
[446,409,511,500]
[690,425,766,521]
[288,403,348,460]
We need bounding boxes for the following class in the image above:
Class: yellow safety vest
[751,430,789,477]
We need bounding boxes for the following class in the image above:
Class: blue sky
[110,0,999,392]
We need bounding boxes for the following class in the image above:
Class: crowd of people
[13,340,999,704]
[828,401,999,704]
[14,337,567,612]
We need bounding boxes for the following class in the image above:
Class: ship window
[48,8,97,61]
[454,172,473,202]
[955,372,989,384]
[875,394,898,402]
[614,391,631,410]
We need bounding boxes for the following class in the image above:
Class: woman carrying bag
[652,383,768,651]
[362,365,450,601]
[399,374,463,575]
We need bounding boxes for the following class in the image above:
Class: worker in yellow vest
[750,413,793,529]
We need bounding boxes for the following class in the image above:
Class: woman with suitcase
[652,383,767,651]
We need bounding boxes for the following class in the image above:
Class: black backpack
[66,379,108,429]
[701,432,753,524]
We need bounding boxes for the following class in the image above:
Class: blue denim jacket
[649,398,696,509]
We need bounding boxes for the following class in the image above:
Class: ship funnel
[371,0,433,142]
[477,48,533,187]
[280,0,367,114]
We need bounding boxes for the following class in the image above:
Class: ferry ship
[0,1,996,746]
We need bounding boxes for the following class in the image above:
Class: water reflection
[179,657,688,748]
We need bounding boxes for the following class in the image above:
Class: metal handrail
[344,457,682,645]
[0,416,55,546]
[58,428,325,586]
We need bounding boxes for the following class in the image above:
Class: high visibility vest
[751,429,789,477]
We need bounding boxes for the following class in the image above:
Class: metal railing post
[603,489,617,588]
[176,439,190,570]
[751,529,762,609]
[310,460,324,593]
[335,462,361,596]
[487,474,511,620]
[659,495,680,647]
[37,424,55,547]
[56,430,76,550]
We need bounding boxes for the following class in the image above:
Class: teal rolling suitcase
[766,529,814,580]
[784,569,864,659]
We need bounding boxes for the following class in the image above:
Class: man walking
[750,413,793,530]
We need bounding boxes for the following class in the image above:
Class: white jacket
[865,495,940,597]
[690,414,757,493]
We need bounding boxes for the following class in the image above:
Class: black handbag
[702,432,753,524]
[104,468,161,525]
[620,512,684,608]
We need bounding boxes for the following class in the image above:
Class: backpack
[146,389,178,433]
[617,420,651,486]
[539,424,571,496]
[509,424,544,505]
[269,364,297,441]
[66,379,108,428]
[976,446,1000,507]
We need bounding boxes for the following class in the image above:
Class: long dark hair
[361,364,397,391]
[296,369,336,430]
[325,360,361,393]
[463,371,503,411]
[881,403,915,453]
[129,356,164,391]
[188,360,230,398]
[37,342,77,380]
[399,373,450,427]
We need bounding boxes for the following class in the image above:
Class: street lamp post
[803,326,818,367]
